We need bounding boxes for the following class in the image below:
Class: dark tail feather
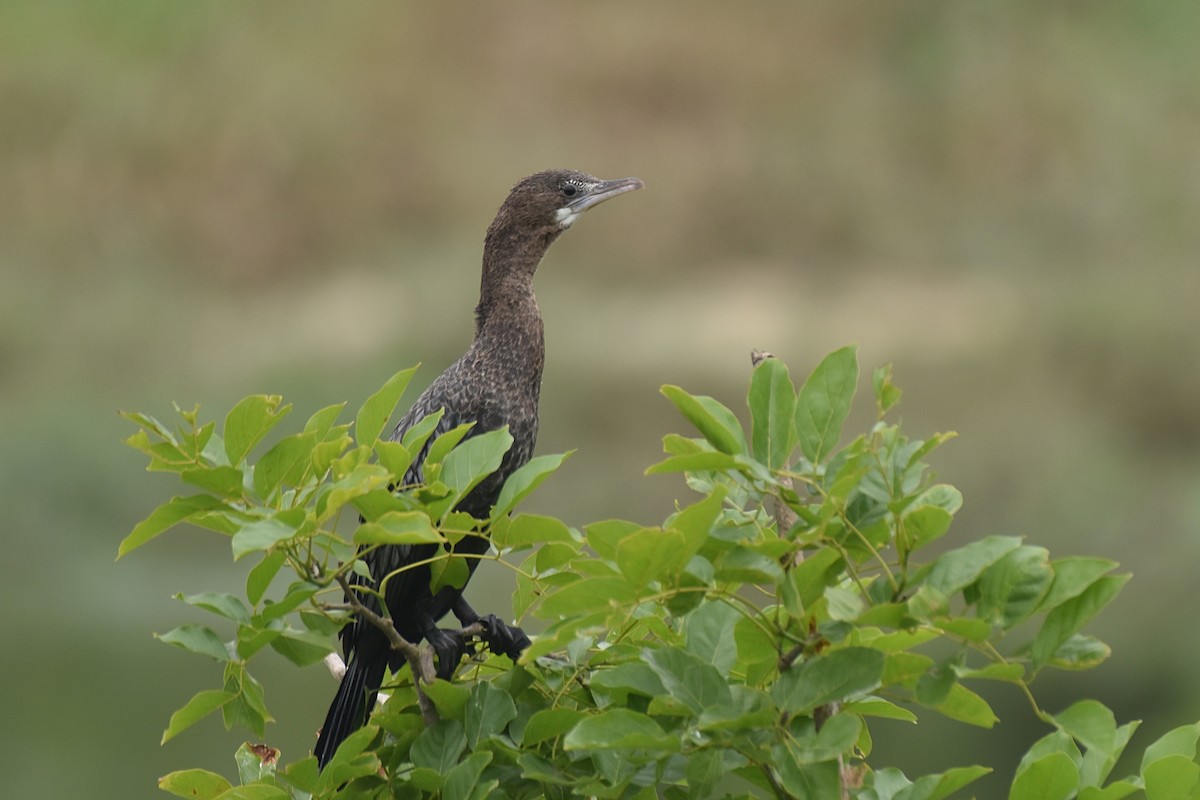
[314,654,388,769]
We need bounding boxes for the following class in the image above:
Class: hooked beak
[567,176,645,213]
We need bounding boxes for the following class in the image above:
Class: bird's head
[490,169,645,247]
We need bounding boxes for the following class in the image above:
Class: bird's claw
[475,614,531,661]
[424,627,468,680]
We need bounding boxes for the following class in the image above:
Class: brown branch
[334,574,439,726]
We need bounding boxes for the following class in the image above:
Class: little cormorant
[314,169,644,768]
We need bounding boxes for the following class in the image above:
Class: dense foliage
[123,349,1200,799]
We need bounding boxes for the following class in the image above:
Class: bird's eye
[561,184,578,198]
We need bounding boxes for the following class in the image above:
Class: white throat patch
[554,206,582,229]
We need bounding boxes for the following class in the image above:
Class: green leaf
[932,683,998,728]
[645,451,741,475]
[494,513,578,550]
[253,432,317,500]
[443,752,493,800]
[773,647,885,714]
[685,599,741,675]
[978,546,1054,627]
[795,345,858,463]
[158,768,232,800]
[923,535,1022,596]
[1055,700,1118,755]
[464,682,517,748]
[182,465,245,499]
[231,509,307,560]
[900,765,993,800]
[269,629,332,666]
[424,422,476,467]
[1039,557,1119,612]
[644,647,732,714]
[492,451,573,520]
[161,690,235,744]
[355,366,417,447]
[590,662,667,700]
[234,741,279,785]
[1032,575,1129,665]
[209,787,288,800]
[440,426,513,500]
[176,592,251,625]
[616,527,686,588]
[422,679,470,721]
[1046,634,1112,670]
[1143,756,1200,800]
[523,708,586,746]
[872,363,902,416]
[224,394,290,466]
[563,709,679,751]
[1009,752,1080,800]
[1143,722,1200,768]
[118,494,230,558]
[538,576,638,618]
[661,385,747,455]
[246,550,287,605]
[303,402,345,439]
[749,357,797,469]
[410,719,467,773]
[354,511,442,545]
[157,624,230,662]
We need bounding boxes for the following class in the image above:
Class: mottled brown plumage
[315,169,643,768]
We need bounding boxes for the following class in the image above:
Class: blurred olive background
[3,3,1198,798]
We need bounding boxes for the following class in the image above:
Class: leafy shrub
[123,348,1200,799]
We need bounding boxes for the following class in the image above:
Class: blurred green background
[3,3,1198,798]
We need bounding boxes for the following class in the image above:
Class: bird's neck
[474,222,550,338]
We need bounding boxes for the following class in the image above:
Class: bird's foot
[474,614,531,661]
[424,627,469,680]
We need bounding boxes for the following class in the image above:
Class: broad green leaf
[1078,781,1140,800]
[645,451,741,475]
[685,599,741,675]
[157,624,230,662]
[269,629,332,666]
[355,366,417,447]
[617,527,686,588]
[410,719,467,773]
[660,385,747,455]
[492,451,573,520]
[176,592,250,625]
[523,708,586,746]
[210,786,288,800]
[590,662,667,701]
[1055,700,1118,756]
[224,394,290,466]
[923,535,1022,596]
[1143,756,1200,800]
[118,494,230,558]
[1032,575,1129,665]
[1143,722,1200,768]
[440,426,513,501]
[644,647,732,713]
[715,548,785,584]
[1009,752,1080,800]
[795,345,858,463]
[161,690,235,744]
[246,549,287,605]
[424,422,476,467]
[749,357,797,469]
[537,576,638,618]
[773,647,885,714]
[978,546,1054,628]
[231,509,307,560]
[872,363,902,416]
[182,465,245,499]
[443,752,492,800]
[354,511,441,545]
[1039,557,1119,613]
[563,709,678,751]
[842,697,918,723]
[585,518,641,560]
[234,741,279,786]
[932,683,998,728]
[429,553,470,593]
[775,752,840,799]
[253,432,317,500]
[302,402,345,439]
[422,679,470,721]
[158,768,232,800]
[464,682,517,748]
[496,513,578,550]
